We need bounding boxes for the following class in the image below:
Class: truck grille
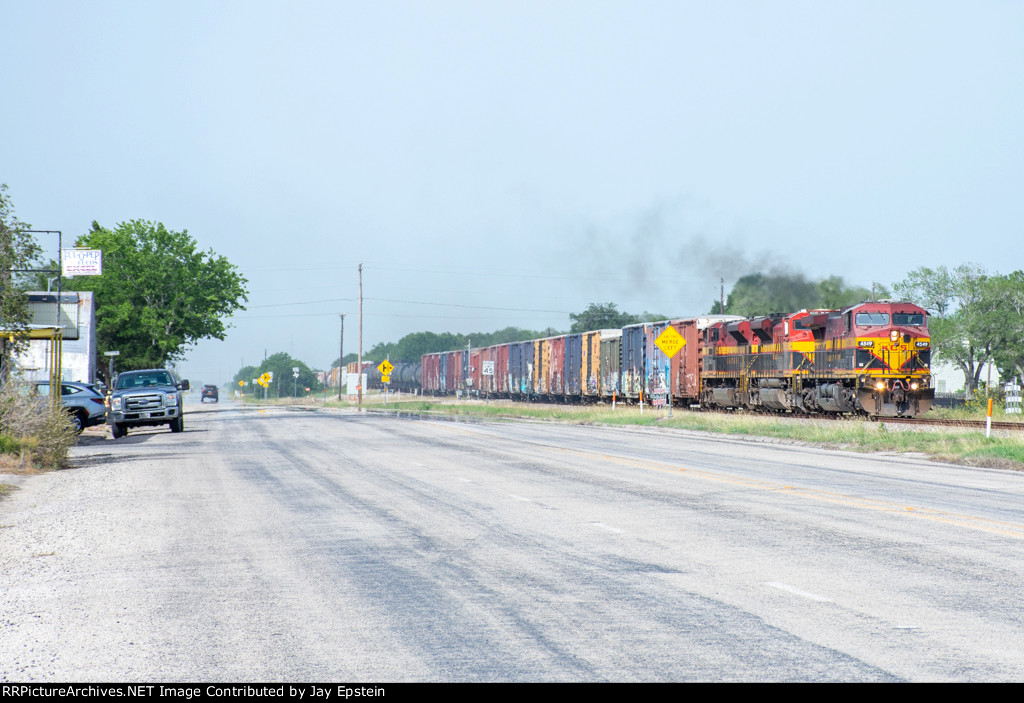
[125,394,162,410]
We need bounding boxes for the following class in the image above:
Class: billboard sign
[61,249,102,276]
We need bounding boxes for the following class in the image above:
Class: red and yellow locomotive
[701,300,933,417]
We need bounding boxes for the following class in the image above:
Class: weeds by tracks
[349,397,1024,472]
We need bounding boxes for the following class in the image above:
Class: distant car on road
[201,385,219,403]
[35,381,108,432]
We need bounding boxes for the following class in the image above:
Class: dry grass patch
[368,399,1024,471]
[0,379,77,471]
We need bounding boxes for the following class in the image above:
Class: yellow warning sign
[655,326,686,358]
[381,374,390,384]
[378,360,394,376]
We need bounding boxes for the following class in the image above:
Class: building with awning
[6,292,96,384]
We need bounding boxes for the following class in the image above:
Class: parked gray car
[108,369,189,438]
[35,381,108,432]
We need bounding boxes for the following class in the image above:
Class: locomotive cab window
[893,312,925,326]
[855,312,890,326]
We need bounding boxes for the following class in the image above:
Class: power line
[364,297,571,314]
[248,297,356,309]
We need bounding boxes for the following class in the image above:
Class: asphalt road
[2,401,1023,681]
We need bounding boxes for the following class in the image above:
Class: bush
[0,377,77,469]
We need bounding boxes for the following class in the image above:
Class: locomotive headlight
[910,382,919,390]
[875,381,886,391]
[890,330,899,342]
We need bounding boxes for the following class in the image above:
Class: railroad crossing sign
[655,325,686,358]
[378,360,394,376]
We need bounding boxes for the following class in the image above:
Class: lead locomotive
[701,301,933,417]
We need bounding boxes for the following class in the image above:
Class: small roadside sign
[655,326,686,358]
[482,361,495,376]
[378,360,394,376]
[381,374,390,384]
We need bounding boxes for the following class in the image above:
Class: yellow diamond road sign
[655,325,686,358]
[378,360,394,376]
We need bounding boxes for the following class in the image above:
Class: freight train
[363,299,933,418]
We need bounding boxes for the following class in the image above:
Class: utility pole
[104,351,119,387]
[357,263,363,411]
[338,313,345,401]
[720,278,725,314]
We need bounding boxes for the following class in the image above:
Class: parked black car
[201,384,219,403]
[34,381,108,432]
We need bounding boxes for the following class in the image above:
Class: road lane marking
[421,420,1024,539]
[765,582,831,602]
[545,446,1024,539]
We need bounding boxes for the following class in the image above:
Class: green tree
[816,275,872,309]
[984,271,1024,385]
[716,272,819,316]
[893,263,999,396]
[712,272,872,316]
[234,365,259,388]
[569,303,639,333]
[234,352,318,398]
[0,184,42,377]
[333,327,554,368]
[65,220,248,377]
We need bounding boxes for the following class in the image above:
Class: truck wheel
[110,423,125,439]
[170,416,184,433]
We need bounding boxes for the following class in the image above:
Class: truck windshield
[116,372,173,389]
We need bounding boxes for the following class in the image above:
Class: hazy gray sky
[4,1,1022,385]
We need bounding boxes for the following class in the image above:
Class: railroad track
[872,416,1024,431]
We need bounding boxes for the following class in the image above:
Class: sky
[3,1,1023,387]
